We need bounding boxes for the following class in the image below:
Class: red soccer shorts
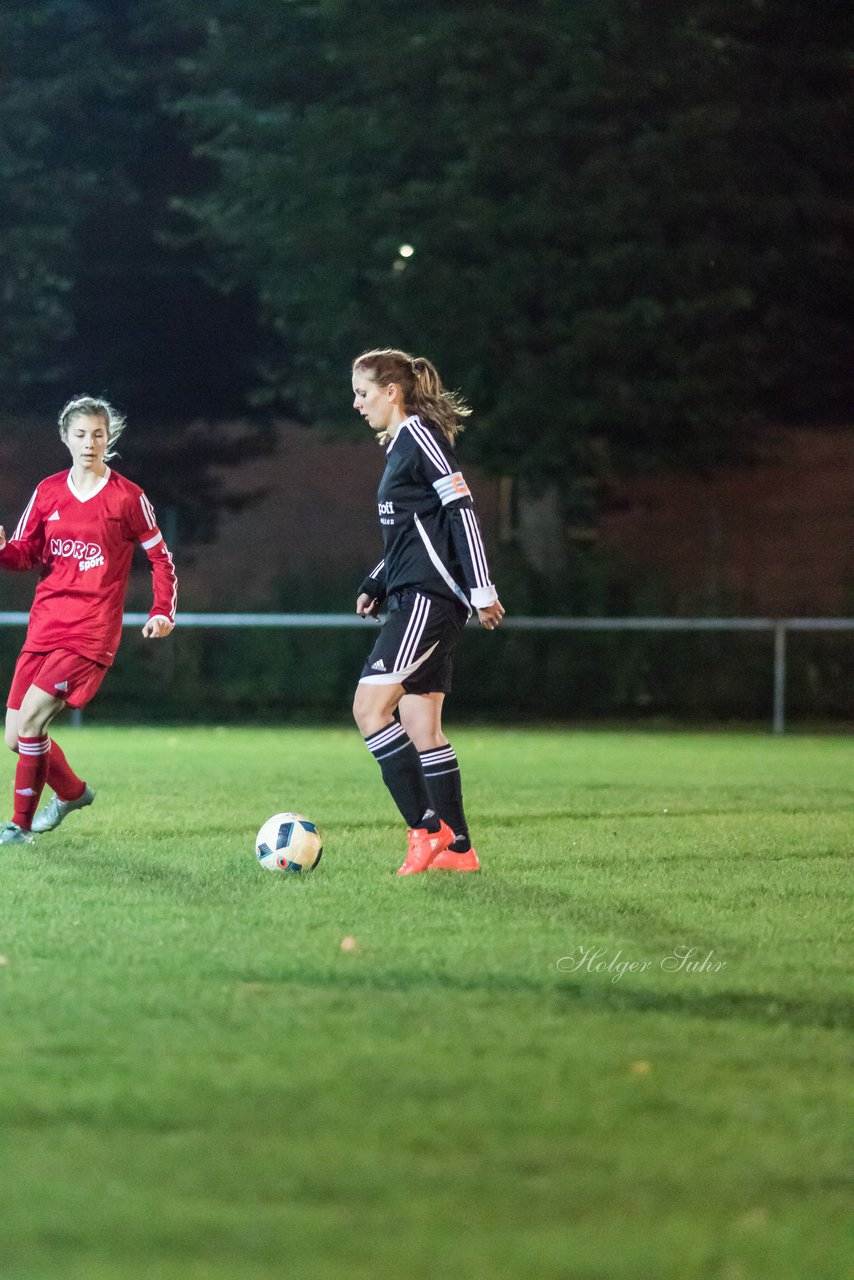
[7,649,109,711]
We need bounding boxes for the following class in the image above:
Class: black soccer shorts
[358,589,468,694]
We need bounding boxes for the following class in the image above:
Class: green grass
[0,727,851,1280]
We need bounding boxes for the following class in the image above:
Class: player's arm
[0,490,46,571]
[129,492,177,639]
[356,558,387,618]
[415,438,504,626]
[444,498,504,626]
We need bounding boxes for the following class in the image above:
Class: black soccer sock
[365,723,439,831]
[419,742,471,851]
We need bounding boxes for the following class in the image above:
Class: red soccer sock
[47,738,86,803]
[13,736,51,830]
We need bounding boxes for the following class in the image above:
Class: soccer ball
[255,812,323,872]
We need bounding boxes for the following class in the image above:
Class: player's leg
[4,706,20,753]
[31,743,95,832]
[3,649,34,753]
[354,594,454,873]
[401,690,474,848]
[0,709,33,842]
[353,680,450,860]
[0,684,64,842]
[43,738,88,804]
[28,651,103,833]
[399,690,447,750]
[400,691,480,872]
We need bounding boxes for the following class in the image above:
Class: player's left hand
[477,600,505,630]
[142,616,174,639]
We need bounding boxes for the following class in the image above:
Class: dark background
[1,0,852,720]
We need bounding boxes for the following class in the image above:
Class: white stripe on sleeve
[406,418,451,475]
[164,545,177,621]
[139,493,157,530]
[460,508,490,588]
[12,490,39,542]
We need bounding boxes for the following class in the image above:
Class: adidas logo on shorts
[54,681,69,692]
[371,658,387,671]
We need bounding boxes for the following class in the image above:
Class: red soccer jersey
[0,468,177,666]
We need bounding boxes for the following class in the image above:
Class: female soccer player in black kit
[351,349,505,875]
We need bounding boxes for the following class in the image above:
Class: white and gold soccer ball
[255,812,323,872]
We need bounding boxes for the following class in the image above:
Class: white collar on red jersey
[67,466,111,503]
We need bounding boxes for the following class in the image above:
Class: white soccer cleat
[31,784,95,834]
[0,822,35,846]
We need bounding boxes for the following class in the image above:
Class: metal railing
[1,612,852,734]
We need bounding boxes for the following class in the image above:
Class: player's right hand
[0,526,6,552]
[356,592,380,619]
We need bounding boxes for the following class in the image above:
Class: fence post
[772,622,787,735]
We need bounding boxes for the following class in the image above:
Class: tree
[0,0,272,542]
[4,1,851,567]
[0,1,101,396]
[165,0,851,604]
[175,0,853,475]
[563,0,854,459]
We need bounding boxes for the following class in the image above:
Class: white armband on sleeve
[433,472,471,506]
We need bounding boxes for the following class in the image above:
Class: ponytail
[411,357,443,402]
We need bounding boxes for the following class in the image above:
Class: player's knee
[352,686,371,735]
[17,710,49,738]
[4,726,19,752]
[353,684,394,737]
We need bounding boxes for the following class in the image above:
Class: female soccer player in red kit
[0,395,177,845]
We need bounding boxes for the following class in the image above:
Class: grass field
[0,726,851,1280]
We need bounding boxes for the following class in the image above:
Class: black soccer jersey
[359,415,497,613]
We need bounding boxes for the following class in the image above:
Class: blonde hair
[58,395,126,461]
[353,348,471,446]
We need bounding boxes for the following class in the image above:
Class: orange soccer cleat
[430,846,481,873]
[396,820,455,876]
